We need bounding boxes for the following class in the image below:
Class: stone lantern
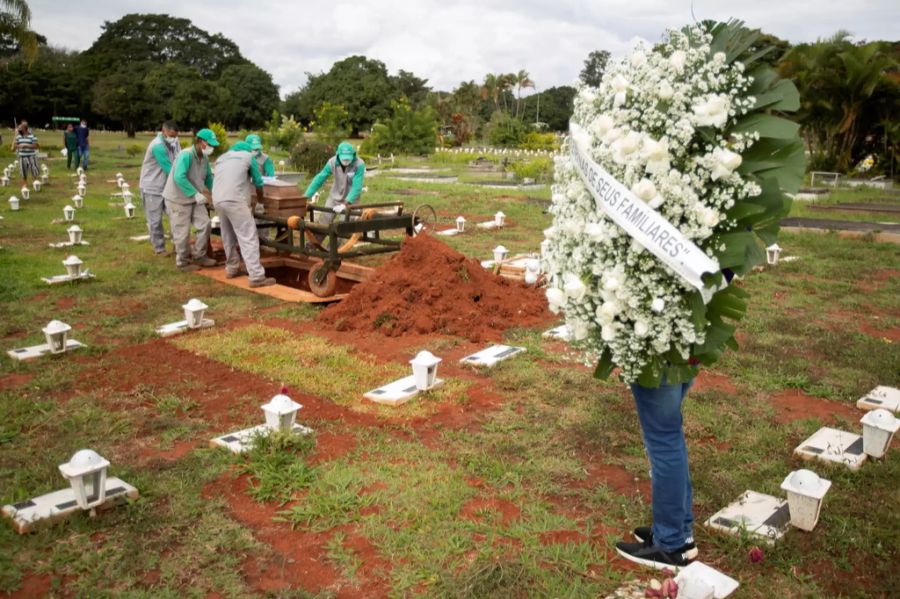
[410,350,442,390]
[124,202,136,219]
[63,255,84,277]
[261,394,302,432]
[182,299,208,329]
[42,320,72,354]
[58,449,110,514]
[63,205,75,222]
[456,216,466,232]
[493,245,509,263]
[766,244,782,265]
[494,211,506,227]
[67,225,83,245]
[72,194,84,209]
[8,195,19,211]
[780,469,831,531]
[860,409,900,459]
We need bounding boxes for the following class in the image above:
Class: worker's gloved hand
[310,192,320,204]
[194,193,208,205]
[254,203,265,215]
[332,204,346,215]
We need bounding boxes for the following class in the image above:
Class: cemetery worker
[245,134,275,176]
[139,121,180,255]
[304,142,365,245]
[74,118,90,171]
[63,123,79,170]
[162,128,219,272]
[212,141,276,288]
[12,121,40,186]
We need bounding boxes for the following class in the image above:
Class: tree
[312,101,350,146]
[360,97,437,155]
[514,69,534,118]
[580,50,610,87]
[80,14,246,77]
[217,63,280,128]
[0,0,37,63]
[92,65,161,137]
[392,69,430,107]
[521,85,575,131]
[169,79,232,131]
[282,56,400,134]
[0,46,91,125]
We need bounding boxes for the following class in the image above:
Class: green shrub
[519,131,559,151]
[312,102,351,146]
[125,144,143,157]
[291,139,335,175]
[510,157,554,182]
[263,113,305,151]
[359,97,437,156]
[485,112,526,147]
[206,121,230,156]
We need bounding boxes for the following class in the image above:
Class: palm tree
[498,73,516,114]
[514,70,534,118]
[481,73,500,110]
[0,0,38,64]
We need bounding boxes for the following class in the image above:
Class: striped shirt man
[14,131,38,157]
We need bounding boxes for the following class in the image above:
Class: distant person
[212,141,275,288]
[162,128,219,272]
[139,120,180,255]
[63,123,78,170]
[245,134,275,176]
[304,141,365,246]
[75,119,90,171]
[11,120,40,186]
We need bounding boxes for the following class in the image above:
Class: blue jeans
[76,147,90,170]
[630,378,694,551]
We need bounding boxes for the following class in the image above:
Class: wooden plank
[193,266,348,303]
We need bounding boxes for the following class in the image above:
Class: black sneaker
[615,539,694,571]
[633,526,698,559]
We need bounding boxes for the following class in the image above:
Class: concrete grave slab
[41,272,94,285]
[364,374,445,406]
[7,339,86,361]
[436,228,460,236]
[48,241,90,248]
[210,423,313,454]
[543,325,572,342]
[156,319,215,338]
[857,386,900,414]
[675,562,740,598]
[2,477,138,534]
[476,221,501,230]
[704,490,791,544]
[460,345,526,368]
[793,427,867,470]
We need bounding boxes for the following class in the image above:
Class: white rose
[572,320,589,341]
[603,275,620,291]
[600,301,619,319]
[602,127,624,145]
[630,52,647,68]
[634,320,650,338]
[648,195,665,209]
[546,287,566,312]
[611,74,630,107]
[692,94,730,128]
[700,207,721,227]
[657,81,674,100]
[563,273,587,302]
[601,325,617,342]
[584,222,605,242]
[669,50,686,73]
[710,147,743,180]
[631,179,657,201]
[651,298,665,313]
[612,131,642,164]
[592,114,615,136]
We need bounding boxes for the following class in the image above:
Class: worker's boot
[194,256,217,267]
[226,268,248,279]
[249,277,276,288]
[178,263,200,272]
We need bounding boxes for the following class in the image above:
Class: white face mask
[166,136,179,146]
[340,158,352,167]
[202,145,214,157]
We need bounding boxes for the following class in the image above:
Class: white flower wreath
[544,20,805,386]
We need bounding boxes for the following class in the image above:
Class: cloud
[28,0,900,96]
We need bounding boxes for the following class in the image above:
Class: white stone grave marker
[364,374,445,406]
[543,324,572,341]
[675,562,740,598]
[460,345,526,368]
[793,426,867,470]
[704,490,791,543]
[857,386,900,414]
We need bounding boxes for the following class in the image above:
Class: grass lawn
[0,133,898,598]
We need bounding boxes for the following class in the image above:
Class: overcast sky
[29,0,899,96]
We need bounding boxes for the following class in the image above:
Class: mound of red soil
[320,234,552,341]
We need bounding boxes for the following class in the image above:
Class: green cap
[196,128,219,147]
[245,134,263,151]
[336,141,355,160]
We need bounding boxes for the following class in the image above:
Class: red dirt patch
[7,572,50,598]
[320,234,553,342]
[568,461,650,498]
[460,497,521,526]
[857,321,900,342]
[55,296,76,310]
[0,372,33,391]
[694,370,738,395]
[769,389,859,425]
